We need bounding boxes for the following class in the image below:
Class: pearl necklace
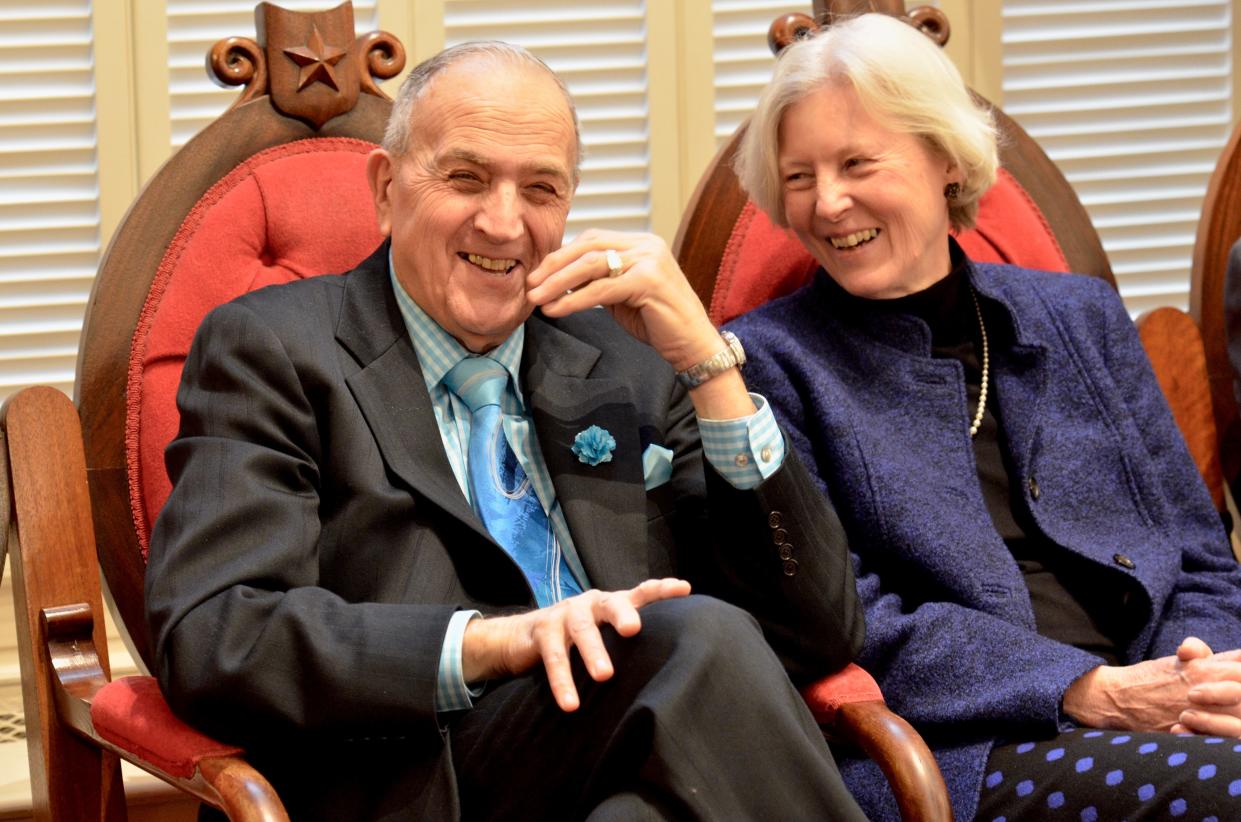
[968,287,989,438]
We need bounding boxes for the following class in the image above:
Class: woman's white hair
[734,13,998,231]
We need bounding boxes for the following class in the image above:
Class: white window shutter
[444,0,652,237]
[711,3,942,146]
[167,0,381,150]
[711,0,793,146]
[0,1,99,400]
[1002,0,1233,315]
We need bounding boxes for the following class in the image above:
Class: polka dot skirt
[976,727,1240,821]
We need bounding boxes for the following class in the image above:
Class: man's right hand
[461,578,692,712]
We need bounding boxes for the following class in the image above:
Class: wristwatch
[676,331,746,389]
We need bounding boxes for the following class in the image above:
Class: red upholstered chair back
[131,138,382,554]
[675,113,1114,319]
[675,7,1114,314]
[707,167,1071,325]
[75,2,401,668]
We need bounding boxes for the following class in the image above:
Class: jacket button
[778,544,794,561]
[1027,476,1041,500]
[1113,553,1136,570]
[768,511,783,529]
[783,558,799,576]
[772,528,788,545]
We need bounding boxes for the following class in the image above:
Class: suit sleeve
[145,301,453,746]
[1081,277,1241,658]
[657,369,864,686]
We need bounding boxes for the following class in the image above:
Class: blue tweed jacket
[727,259,1241,821]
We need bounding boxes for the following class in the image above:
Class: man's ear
[366,148,395,238]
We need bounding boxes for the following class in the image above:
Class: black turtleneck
[838,242,1128,665]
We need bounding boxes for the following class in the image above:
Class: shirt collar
[387,247,526,405]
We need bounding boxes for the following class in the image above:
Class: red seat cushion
[800,662,885,723]
[708,166,1071,325]
[127,137,384,557]
[92,676,243,779]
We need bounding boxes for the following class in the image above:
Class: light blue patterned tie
[443,356,582,607]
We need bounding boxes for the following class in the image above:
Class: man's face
[368,59,577,353]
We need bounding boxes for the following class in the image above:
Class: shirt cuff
[698,393,786,490]
[435,609,484,713]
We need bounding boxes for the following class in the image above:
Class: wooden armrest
[43,604,290,820]
[802,664,952,821]
[42,605,289,820]
[834,700,953,822]
[1135,306,1225,510]
[3,386,289,820]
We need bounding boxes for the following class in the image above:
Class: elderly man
[146,42,865,821]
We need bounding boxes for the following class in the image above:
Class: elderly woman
[727,13,1241,822]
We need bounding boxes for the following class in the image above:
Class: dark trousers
[450,595,866,821]
[977,726,1241,821]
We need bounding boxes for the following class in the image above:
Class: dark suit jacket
[145,244,862,819]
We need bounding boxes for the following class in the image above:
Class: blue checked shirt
[386,256,785,712]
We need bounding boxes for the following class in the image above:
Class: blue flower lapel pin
[572,425,616,466]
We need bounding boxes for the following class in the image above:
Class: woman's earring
[944,182,961,200]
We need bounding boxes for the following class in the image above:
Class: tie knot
[444,356,508,412]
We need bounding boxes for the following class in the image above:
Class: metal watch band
[676,331,745,389]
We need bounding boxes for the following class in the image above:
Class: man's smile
[460,251,519,274]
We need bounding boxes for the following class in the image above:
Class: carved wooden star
[283,25,346,91]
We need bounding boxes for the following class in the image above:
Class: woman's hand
[1063,637,1241,736]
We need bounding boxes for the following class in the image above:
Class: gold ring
[605,248,624,278]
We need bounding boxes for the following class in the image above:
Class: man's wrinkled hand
[526,229,722,373]
[461,578,692,712]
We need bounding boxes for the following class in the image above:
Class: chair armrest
[45,605,289,821]
[1135,306,1225,511]
[801,664,952,822]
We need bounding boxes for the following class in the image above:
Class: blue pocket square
[642,444,674,490]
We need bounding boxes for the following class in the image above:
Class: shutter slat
[712,2,784,143]
[1003,1,1230,314]
[0,1,97,402]
[445,0,651,238]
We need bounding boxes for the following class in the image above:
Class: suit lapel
[336,245,491,544]
[524,315,650,591]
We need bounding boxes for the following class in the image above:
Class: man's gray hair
[382,41,583,182]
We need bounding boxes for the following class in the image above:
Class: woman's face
[778,81,960,299]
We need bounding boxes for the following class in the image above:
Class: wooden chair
[1190,118,1241,504]
[1,2,403,817]
[677,0,1227,516]
[3,2,949,820]
[676,1,1112,315]
[673,0,1226,816]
